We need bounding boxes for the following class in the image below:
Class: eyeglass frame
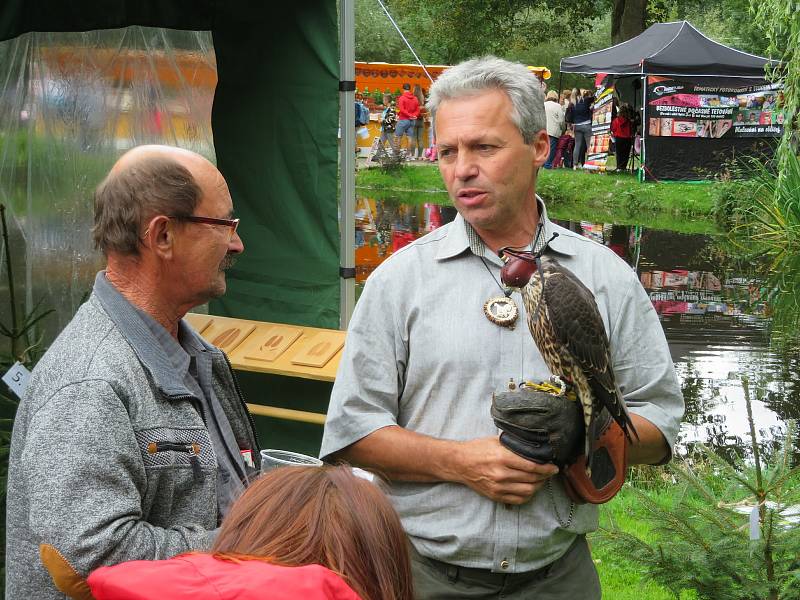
[141,214,241,241]
[168,215,240,238]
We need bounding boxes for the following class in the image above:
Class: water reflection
[354,194,798,456]
[354,196,456,283]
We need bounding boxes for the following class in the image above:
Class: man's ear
[532,130,550,167]
[141,215,174,260]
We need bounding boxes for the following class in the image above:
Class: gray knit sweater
[5,286,260,600]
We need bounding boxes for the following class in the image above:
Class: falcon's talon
[550,375,567,396]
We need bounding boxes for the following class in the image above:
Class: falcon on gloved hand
[499,243,638,470]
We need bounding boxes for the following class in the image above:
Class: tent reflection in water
[561,21,783,181]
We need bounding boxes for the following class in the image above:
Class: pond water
[5,189,796,458]
[354,193,799,458]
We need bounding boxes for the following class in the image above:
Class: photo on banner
[584,75,614,172]
[646,76,785,139]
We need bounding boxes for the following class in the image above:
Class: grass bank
[356,164,719,234]
[593,484,697,599]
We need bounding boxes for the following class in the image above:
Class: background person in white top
[543,89,565,168]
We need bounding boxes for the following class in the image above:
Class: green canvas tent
[0,0,356,338]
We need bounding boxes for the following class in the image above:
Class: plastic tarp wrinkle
[0,28,217,352]
[0,3,341,351]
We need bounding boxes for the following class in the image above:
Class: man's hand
[334,426,558,504]
[451,436,559,504]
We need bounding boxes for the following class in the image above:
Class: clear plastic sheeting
[0,27,217,353]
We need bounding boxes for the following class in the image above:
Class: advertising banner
[646,76,785,139]
[585,75,614,171]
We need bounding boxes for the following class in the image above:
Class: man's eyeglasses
[170,215,240,241]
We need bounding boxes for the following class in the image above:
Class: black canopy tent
[562,21,773,78]
[561,21,780,180]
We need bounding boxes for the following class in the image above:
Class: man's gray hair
[93,156,201,256]
[427,56,546,144]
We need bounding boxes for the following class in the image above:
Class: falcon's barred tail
[587,372,639,444]
[613,387,639,445]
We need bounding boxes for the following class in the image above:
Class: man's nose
[228,230,244,254]
[453,150,479,180]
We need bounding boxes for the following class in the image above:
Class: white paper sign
[749,506,761,540]
[2,361,31,399]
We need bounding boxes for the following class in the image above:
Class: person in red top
[395,82,421,154]
[610,103,635,172]
[89,555,361,600]
[42,466,414,600]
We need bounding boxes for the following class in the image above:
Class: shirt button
[500,560,510,570]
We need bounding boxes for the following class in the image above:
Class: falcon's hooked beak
[499,248,538,289]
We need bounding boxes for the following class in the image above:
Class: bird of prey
[499,245,638,468]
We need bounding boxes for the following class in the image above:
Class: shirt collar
[537,198,577,257]
[434,212,472,260]
[435,195,576,261]
[93,272,213,398]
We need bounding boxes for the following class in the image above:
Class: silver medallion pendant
[483,296,518,328]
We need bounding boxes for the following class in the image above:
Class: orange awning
[40,47,217,89]
[355,61,450,95]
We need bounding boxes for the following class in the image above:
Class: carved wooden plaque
[202,320,256,354]
[242,325,304,362]
[290,332,344,368]
[184,314,213,334]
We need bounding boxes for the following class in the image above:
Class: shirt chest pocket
[135,427,216,477]
[134,427,218,526]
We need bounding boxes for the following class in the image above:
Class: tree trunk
[611,0,648,44]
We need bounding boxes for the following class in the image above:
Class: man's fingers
[501,452,559,477]
[495,481,537,498]
[494,466,555,485]
[456,437,559,503]
[496,481,548,505]
[489,437,559,475]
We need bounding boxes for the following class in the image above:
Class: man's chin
[210,277,227,299]
[203,273,228,301]
[455,205,494,230]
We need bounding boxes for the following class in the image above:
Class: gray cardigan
[5,291,260,600]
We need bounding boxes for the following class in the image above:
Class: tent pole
[638,75,646,182]
[557,72,562,96]
[339,0,356,329]
[376,0,434,82]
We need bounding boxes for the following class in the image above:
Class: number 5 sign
[2,361,32,399]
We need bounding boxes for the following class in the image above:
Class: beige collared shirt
[321,198,683,572]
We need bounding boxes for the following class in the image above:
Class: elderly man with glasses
[6,145,261,600]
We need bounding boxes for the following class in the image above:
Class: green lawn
[593,486,698,599]
[355,164,720,234]
[357,163,447,192]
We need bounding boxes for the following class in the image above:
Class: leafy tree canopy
[355,0,776,92]
[357,0,605,65]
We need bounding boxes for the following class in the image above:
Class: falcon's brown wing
[541,264,613,387]
[540,260,635,435]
